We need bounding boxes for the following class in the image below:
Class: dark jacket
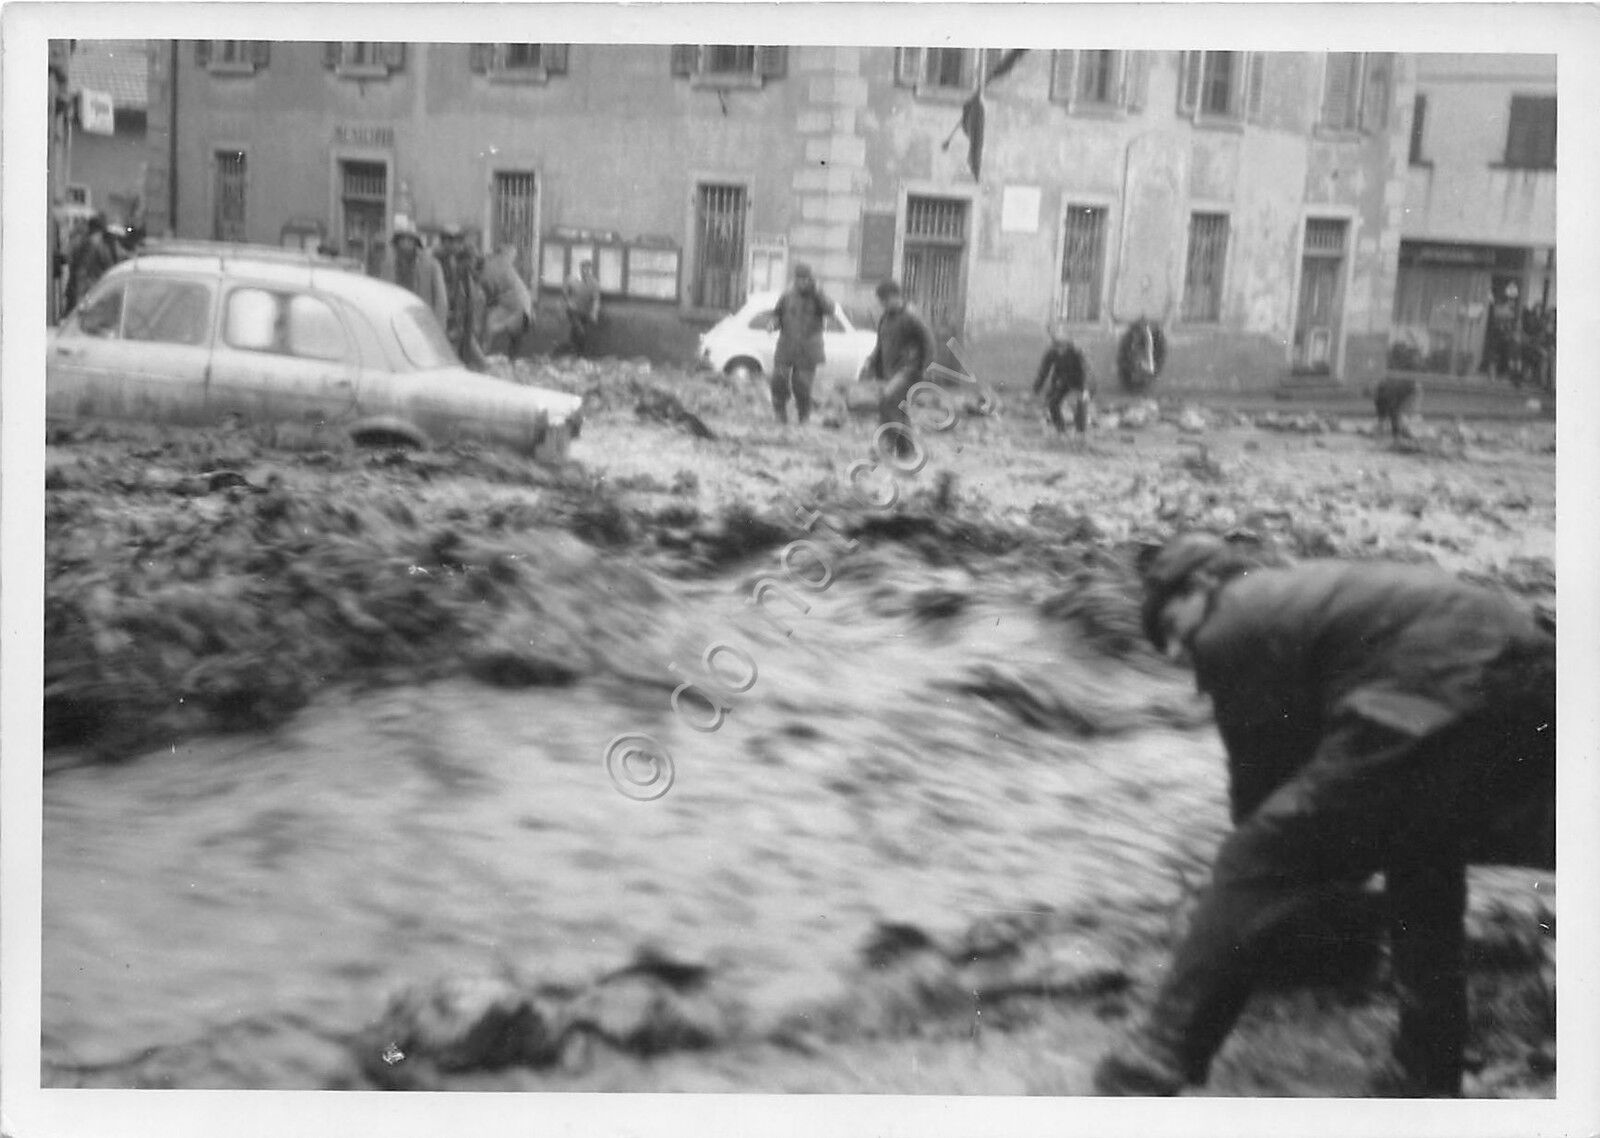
[867,307,936,381]
[68,233,122,310]
[1034,343,1089,394]
[1188,561,1555,822]
[772,286,833,369]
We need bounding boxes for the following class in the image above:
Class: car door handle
[54,344,83,359]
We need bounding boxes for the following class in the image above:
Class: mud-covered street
[42,361,1557,1094]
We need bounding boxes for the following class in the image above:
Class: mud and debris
[42,358,1557,1094]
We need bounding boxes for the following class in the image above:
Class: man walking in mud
[1094,533,1555,1098]
[767,263,833,426]
[866,279,936,456]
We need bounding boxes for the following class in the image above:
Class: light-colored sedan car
[47,242,584,462]
[697,291,880,384]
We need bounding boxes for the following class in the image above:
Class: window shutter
[195,41,212,67]
[1245,52,1265,121]
[671,45,698,76]
[1506,95,1557,168]
[1049,50,1076,103]
[757,46,787,79]
[1409,93,1428,162]
[894,47,923,88]
[1178,51,1201,114]
[382,43,406,71]
[323,42,341,69]
[1360,52,1392,131]
[1322,53,1356,129]
[469,44,492,74]
[1123,51,1149,111]
[251,41,270,69]
[545,44,569,74]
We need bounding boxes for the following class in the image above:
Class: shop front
[1389,241,1554,376]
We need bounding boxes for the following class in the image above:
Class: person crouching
[1034,326,1093,441]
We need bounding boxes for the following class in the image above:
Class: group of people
[761,266,1558,1101]
[366,219,601,370]
[761,265,938,455]
[53,211,141,319]
[1483,282,1557,392]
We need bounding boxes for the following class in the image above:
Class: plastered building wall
[155,44,1410,390]
[1403,54,1555,248]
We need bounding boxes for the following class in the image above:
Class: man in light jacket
[376,218,448,330]
[479,243,534,357]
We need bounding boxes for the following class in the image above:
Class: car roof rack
[138,239,365,274]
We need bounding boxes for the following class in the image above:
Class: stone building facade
[145,42,1426,389]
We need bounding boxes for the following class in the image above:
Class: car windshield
[391,305,457,370]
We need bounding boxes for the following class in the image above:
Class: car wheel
[724,358,762,383]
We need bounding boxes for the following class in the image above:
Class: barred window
[1059,206,1107,323]
[1182,213,1229,323]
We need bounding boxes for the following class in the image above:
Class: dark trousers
[1138,656,1555,1095]
[771,362,816,424]
[566,310,596,356]
[1046,380,1089,434]
[877,367,921,453]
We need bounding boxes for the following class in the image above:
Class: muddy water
[43,550,1226,1082]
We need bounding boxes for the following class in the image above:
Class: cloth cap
[441,223,465,239]
[1140,532,1238,649]
[392,217,421,243]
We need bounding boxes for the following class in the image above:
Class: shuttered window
[894,48,979,94]
[1059,206,1107,323]
[1182,213,1229,323]
[1049,51,1148,113]
[1504,95,1556,169]
[469,44,570,79]
[1320,53,1390,132]
[671,45,787,83]
[325,42,406,75]
[1177,51,1264,122]
[1322,53,1362,129]
[195,41,270,71]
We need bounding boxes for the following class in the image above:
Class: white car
[47,241,584,463]
[697,291,880,385]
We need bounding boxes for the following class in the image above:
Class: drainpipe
[168,40,179,233]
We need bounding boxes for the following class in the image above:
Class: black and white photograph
[3,5,1598,1137]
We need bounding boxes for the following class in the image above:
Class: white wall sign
[1001,185,1041,234]
[79,89,115,136]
